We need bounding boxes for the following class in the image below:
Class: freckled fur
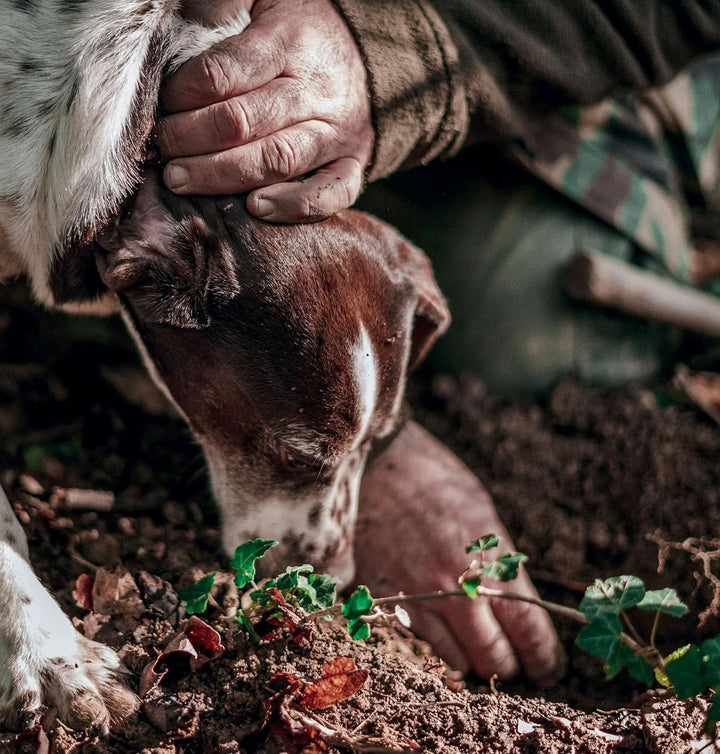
[0,2,249,728]
[0,0,249,303]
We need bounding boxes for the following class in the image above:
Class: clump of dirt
[1,284,720,752]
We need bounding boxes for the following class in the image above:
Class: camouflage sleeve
[332,0,720,181]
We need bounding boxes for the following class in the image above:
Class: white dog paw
[0,632,138,730]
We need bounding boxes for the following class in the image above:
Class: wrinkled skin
[357,421,564,685]
[159,0,374,223]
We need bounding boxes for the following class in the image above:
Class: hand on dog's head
[95,170,449,583]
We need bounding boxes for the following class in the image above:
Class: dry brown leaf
[72,572,94,611]
[300,656,368,711]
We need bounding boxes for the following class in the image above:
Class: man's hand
[158,0,374,223]
[356,421,564,685]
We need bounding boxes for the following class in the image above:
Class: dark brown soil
[1,282,720,753]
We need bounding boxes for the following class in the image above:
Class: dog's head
[96,171,449,584]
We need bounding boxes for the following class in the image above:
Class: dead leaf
[78,612,110,641]
[73,573,94,611]
[139,617,224,696]
[136,571,181,623]
[300,657,368,711]
[91,568,144,621]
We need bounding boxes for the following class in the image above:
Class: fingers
[407,607,470,674]
[158,77,309,159]
[407,598,519,679]
[161,21,285,114]
[488,571,566,686]
[246,158,364,222]
[163,121,340,195]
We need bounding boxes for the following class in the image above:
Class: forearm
[333,0,720,180]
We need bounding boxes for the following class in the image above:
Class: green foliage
[178,573,216,615]
[342,586,374,640]
[636,588,688,617]
[255,565,340,614]
[178,534,720,734]
[231,538,278,589]
[467,535,500,553]
[579,575,646,620]
[576,613,624,661]
[481,552,527,582]
[701,636,720,688]
[605,645,654,686]
[665,645,706,699]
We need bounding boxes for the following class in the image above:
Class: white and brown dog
[0,0,448,730]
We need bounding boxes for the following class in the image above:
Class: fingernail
[255,197,275,218]
[165,164,189,191]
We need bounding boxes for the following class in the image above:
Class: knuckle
[296,194,324,222]
[215,99,251,144]
[200,50,234,101]
[262,135,299,178]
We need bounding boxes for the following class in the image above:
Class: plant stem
[649,610,661,650]
[314,585,660,663]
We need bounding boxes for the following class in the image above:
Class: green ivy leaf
[579,576,646,621]
[604,644,654,686]
[461,577,481,598]
[701,636,720,688]
[231,539,278,589]
[178,572,216,615]
[347,617,371,640]
[636,588,688,617]
[467,535,500,554]
[665,645,707,699]
[342,585,374,620]
[274,564,314,593]
[308,572,340,610]
[576,614,623,663]
[481,553,528,582]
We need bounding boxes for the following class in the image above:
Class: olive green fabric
[357,58,720,397]
[360,160,680,397]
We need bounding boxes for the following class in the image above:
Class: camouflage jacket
[509,57,720,293]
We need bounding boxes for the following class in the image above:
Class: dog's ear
[394,234,450,371]
[95,183,239,329]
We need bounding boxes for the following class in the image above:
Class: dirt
[1,282,720,752]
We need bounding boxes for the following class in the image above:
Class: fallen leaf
[73,573,94,611]
[137,571,181,623]
[91,568,144,621]
[140,617,225,696]
[300,657,368,711]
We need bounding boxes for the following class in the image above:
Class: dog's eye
[277,445,313,472]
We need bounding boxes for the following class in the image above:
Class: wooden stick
[562,251,720,338]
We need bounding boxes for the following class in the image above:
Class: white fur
[0,0,249,304]
[351,324,377,449]
[0,2,249,727]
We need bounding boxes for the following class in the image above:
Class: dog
[0,0,449,730]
